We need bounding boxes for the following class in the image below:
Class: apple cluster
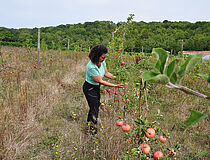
[116,120,131,132]
[100,61,175,159]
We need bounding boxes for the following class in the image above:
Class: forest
[0,20,209,53]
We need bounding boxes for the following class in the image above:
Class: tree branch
[166,82,209,99]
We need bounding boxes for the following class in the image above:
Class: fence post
[38,28,41,67]
[171,49,173,55]
[180,39,183,60]
[68,39,70,50]
[80,44,82,51]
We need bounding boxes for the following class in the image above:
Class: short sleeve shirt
[86,60,106,85]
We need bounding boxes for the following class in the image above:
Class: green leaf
[152,48,169,74]
[185,109,209,130]
[142,71,158,80]
[142,71,169,84]
[178,53,203,79]
[155,60,161,73]
[197,73,210,83]
[167,59,178,78]
[170,72,178,84]
[123,155,130,160]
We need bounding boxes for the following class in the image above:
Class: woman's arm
[104,66,116,79]
[91,75,123,88]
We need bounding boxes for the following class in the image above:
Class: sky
[1,0,210,29]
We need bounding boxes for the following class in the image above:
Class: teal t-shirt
[86,60,106,85]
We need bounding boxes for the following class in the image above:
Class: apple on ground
[122,124,131,132]
[116,120,124,126]
[159,136,167,143]
[146,128,156,138]
[153,151,164,160]
[140,143,151,154]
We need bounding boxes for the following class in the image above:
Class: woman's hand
[112,76,117,79]
[115,83,124,88]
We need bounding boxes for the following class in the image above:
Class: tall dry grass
[0,46,87,159]
[0,46,128,160]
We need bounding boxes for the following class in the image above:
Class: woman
[83,44,124,134]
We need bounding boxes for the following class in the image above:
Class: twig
[126,63,142,74]
[167,82,209,99]
[0,65,17,72]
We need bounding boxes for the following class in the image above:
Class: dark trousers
[83,81,100,125]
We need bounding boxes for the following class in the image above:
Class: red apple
[122,124,131,132]
[100,106,104,110]
[159,136,167,143]
[102,90,105,94]
[130,72,133,75]
[125,82,128,86]
[116,120,124,126]
[119,48,122,52]
[121,61,125,65]
[127,98,130,102]
[140,143,151,154]
[114,91,118,95]
[110,48,112,50]
[122,99,125,102]
[146,128,156,138]
[153,151,164,160]
[117,30,120,34]
[107,89,111,93]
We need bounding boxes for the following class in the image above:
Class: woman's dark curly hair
[89,45,108,64]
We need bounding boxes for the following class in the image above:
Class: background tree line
[0,20,209,53]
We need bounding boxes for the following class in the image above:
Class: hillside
[0,20,210,53]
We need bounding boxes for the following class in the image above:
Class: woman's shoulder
[102,60,106,66]
[87,61,97,69]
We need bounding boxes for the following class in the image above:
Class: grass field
[0,46,209,159]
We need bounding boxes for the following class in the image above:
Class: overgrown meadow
[0,45,209,159]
